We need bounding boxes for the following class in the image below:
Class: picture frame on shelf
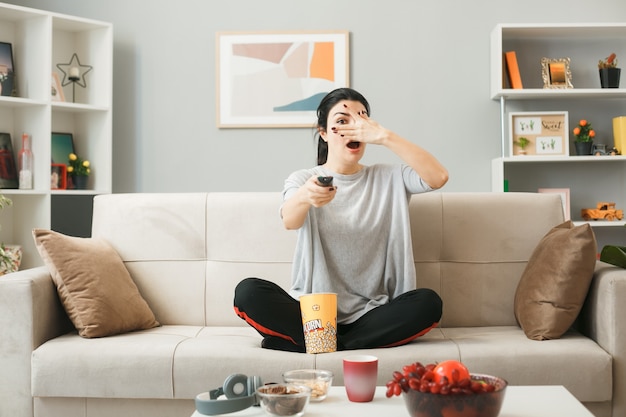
[50,164,67,190]
[51,132,75,165]
[0,132,18,189]
[541,57,573,89]
[509,111,569,157]
[0,42,16,97]
[538,188,570,221]
[51,73,65,102]
[216,30,350,128]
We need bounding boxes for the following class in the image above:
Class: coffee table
[191,385,594,417]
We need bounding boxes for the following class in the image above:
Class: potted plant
[598,53,620,88]
[67,152,91,189]
[573,119,595,155]
[514,137,530,155]
[0,193,22,276]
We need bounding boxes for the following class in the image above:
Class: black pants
[233,277,443,352]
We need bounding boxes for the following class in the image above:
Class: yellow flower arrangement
[67,153,91,176]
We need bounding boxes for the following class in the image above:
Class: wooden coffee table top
[191,385,594,417]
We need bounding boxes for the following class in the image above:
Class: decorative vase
[599,68,621,88]
[0,244,22,276]
[575,141,594,156]
[72,175,88,190]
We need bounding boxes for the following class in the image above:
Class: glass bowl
[402,374,507,417]
[282,369,333,402]
[256,383,311,417]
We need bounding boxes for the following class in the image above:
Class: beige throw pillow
[514,221,596,340]
[33,229,159,338]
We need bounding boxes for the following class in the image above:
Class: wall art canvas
[217,31,349,128]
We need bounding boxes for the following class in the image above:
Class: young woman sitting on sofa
[234,87,449,352]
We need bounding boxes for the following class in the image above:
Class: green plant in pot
[514,136,530,155]
[598,53,620,88]
[573,119,595,156]
[67,152,91,189]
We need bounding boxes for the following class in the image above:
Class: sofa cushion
[514,221,596,340]
[410,192,566,328]
[32,229,159,338]
[31,326,317,399]
[439,326,612,402]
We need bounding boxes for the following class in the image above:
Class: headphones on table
[195,374,263,415]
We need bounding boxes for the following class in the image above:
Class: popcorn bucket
[299,293,337,353]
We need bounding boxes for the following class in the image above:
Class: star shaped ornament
[56,53,92,88]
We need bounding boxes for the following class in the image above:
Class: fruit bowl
[387,361,507,417]
[402,374,507,417]
[282,369,333,402]
[256,383,311,417]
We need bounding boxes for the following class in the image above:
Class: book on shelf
[504,51,523,89]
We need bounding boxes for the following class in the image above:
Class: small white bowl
[282,369,333,402]
[256,383,311,417]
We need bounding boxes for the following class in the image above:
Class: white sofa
[0,192,623,417]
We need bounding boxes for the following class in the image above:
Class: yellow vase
[613,116,626,154]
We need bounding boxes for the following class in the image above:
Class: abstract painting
[217,31,349,128]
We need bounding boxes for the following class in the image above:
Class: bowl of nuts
[256,383,311,417]
[282,369,333,402]
[387,360,507,417]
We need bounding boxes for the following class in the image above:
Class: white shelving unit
[491,23,626,244]
[0,2,112,268]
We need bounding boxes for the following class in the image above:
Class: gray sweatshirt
[283,164,433,324]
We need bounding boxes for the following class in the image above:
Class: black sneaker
[261,336,306,353]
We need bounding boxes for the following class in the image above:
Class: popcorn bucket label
[299,293,337,354]
[303,318,323,332]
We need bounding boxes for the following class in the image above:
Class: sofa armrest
[0,266,71,417]
[579,261,626,417]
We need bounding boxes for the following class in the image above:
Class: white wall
[6,0,626,193]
